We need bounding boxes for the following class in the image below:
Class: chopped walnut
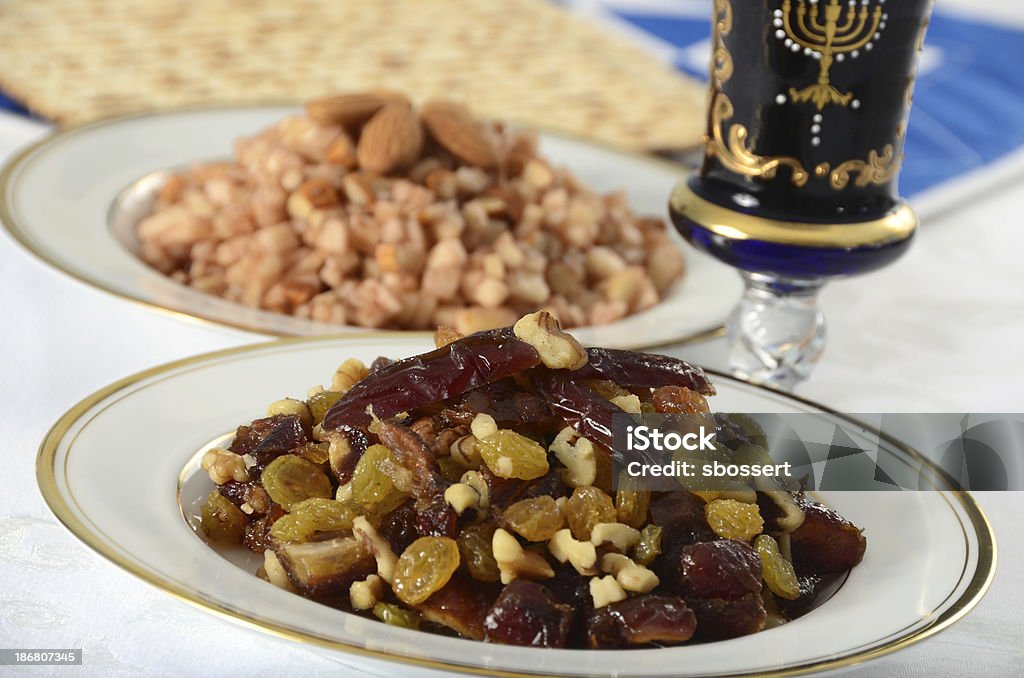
[549,427,596,488]
[512,311,587,370]
[600,553,659,593]
[350,574,384,610]
[493,528,555,584]
[590,523,642,553]
[589,575,628,608]
[332,358,369,393]
[353,517,398,583]
[548,528,598,575]
[200,448,248,485]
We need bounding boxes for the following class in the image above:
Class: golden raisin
[352,444,407,514]
[633,524,662,566]
[705,498,764,541]
[582,379,632,400]
[652,386,710,414]
[457,522,500,582]
[615,489,651,529]
[200,492,245,543]
[564,486,616,540]
[393,536,461,605]
[593,446,614,493]
[307,390,343,424]
[373,602,422,629]
[270,497,359,542]
[502,496,565,542]
[754,534,800,600]
[477,430,549,480]
[261,454,333,510]
[437,456,466,483]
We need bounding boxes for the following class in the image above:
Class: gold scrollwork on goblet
[829,144,900,189]
[710,97,810,187]
[706,0,809,187]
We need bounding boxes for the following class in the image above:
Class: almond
[323,133,357,168]
[306,93,390,128]
[421,100,498,169]
[356,103,424,175]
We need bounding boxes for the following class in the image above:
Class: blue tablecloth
[565,0,1024,199]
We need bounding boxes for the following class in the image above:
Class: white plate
[38,336,995,677]
[1,106,739,348]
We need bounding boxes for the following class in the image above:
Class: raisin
[585,595,696,648]
[415,495,458,538]
[633,524,662,567]
[615,489,650,529]
[501,496,564,542]
[458,523,500,583]
[437,456,466,482]
[269,498,359,542]
[477,429,549,480]
[295,442,330,465]
[200,491,245,543]
[483,580,574,648]
[393,536,461,605]
[705,499,764,541]
[260,455,333,510]
[307,390,344,424]
[378,500,419,554]
[373,602,421,629]
[652,386,710,414]
[753,535,800,600]
[564,486,616,541]
[677,540,762,600]
[351,444,407,514]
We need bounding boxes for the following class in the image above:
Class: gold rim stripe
[37,335,996,678]
[670,180,918,249]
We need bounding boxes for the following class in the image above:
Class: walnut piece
[493,528,555,584]
[200,448,248,485]
[549,427,596,488]
[353,516,398,583]
[589,575,627,608]
[512,311,587,370]
[548,528,597,575]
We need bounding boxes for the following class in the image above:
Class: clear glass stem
[727,272,826,390]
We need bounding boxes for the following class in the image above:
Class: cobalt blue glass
[670,0,934,388]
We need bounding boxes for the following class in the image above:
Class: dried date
[483,580,574,648]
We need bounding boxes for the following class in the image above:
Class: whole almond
[421,100,498,169]
[357,103,424,175]
[306,93,390,128]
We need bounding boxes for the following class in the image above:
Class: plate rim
[36,334,997,677]
[0,103,722,350]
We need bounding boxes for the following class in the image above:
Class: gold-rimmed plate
[38,335,995,677]
[0,105,740,348]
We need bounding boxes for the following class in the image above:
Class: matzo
[0,0,705,150]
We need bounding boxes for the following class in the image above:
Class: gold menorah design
[782,0,884,110]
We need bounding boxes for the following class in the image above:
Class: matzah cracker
[0,0,705,150]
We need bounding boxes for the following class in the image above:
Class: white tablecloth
[2,59,1021,678]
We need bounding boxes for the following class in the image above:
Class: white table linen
[2,98,1021,676]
